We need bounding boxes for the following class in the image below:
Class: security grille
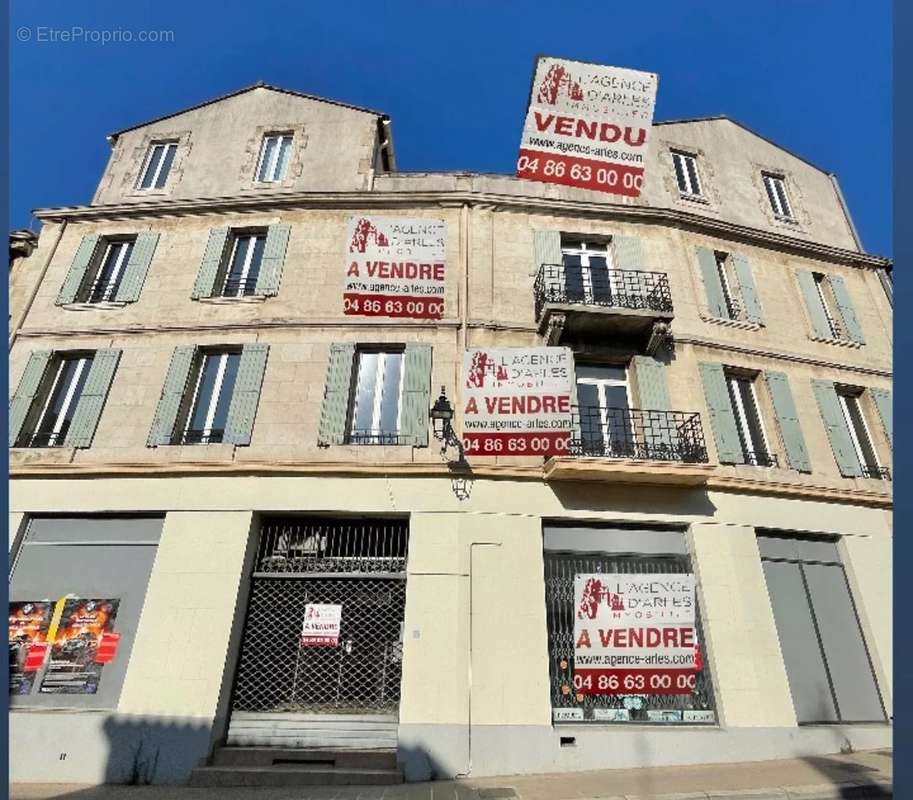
[231,517,408,716]
[545,551,717,723]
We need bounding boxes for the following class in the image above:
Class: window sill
[195,295,268,305]
[699,312,763,332]
[58,301,128,311]
[678,192,710,205]
[808,334,863,349]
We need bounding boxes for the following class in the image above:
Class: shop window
[759,532,886,723]
[543,525,717,725]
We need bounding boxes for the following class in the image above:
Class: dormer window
[671,150,702,197]
[762,172,794,220]
[137,141,178,190]
[256,133,293,183]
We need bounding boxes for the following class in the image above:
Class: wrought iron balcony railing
[346,430,408,446]
[742,450,779,468]
[860,464,891,480]
[570,406,708,464]
[85,279,120,303]
[534,264,673,320]
[220,277,260,297]
[173,427,225,445]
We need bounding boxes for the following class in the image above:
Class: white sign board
[301,603,342,647]
[462,347,574,457]
[517,56,658,197]
[343,216,446,320]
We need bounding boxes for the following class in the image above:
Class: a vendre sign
[573,573,698,695]
[462,346,573,457]
[343,216,446,320]
[517,56,658,197]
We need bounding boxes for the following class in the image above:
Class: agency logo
[536,63,584,106]
[577,577,626,620]
[349,218,389,253]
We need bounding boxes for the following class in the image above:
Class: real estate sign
[301,603,343,647]
[517,56,658,197]
[344,216,446,320]
[573,573,697,695]
[462,346,574,457]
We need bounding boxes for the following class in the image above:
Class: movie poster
[39,598,120,695]
[8,601,53,696]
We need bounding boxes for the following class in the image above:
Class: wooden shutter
[64,349,122,448]
[633,355,674,450]
[400,345,432,447]
[695,247,727,318]
[56,235,99,304]
[9,351,53,446]
[731,253,764,324]
[869,388,892,449]
[811,380,861,477]
[699,362,744,464]
[147,346,197,446]
[254,224,291,297]
[224,344,270,446]
[797,270,833,339]
[764,371,811,471]
[533,230,563,299]
[317,344,356,446]
[191,228,229,299]
[828,274,865,344]
[115,233,160,303]
[612,235,643,271]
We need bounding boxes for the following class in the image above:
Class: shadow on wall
[548,481,718,518]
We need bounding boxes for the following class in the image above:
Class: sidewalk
[10,749,893,800]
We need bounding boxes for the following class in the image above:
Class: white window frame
[726,374,770,462]
[349,351,405,438]
[255,133,293,183]
[29,355,91,446]
[137,141,178,190]
[222,232,266,297]
[763,173,794,219]
[837,391,881,473]
[576,366,632,454]
[560,239,618,303]
[88,240,133,302]
[714,251,741,320]
[183,351,233,443]
[813,273,843,339]
[672,150,702,197]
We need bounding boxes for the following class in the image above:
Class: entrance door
[227,517,408,750]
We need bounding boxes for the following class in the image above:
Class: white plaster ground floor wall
[8,474,892,784]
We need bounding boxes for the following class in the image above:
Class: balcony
[534,264,674,351]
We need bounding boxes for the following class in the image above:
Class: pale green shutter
[9,351,53,446]
[400,345,432,447]
[318,344,356,446]
[797,270,832,339]
[732,253,764,324]
[56,235,99,304]
[64,349,121,448]
[764,371,811,471]
[828,274,865,344]
[533,230,563,300]
[191,228,229,299]
[696,247,727,318]
[147,346,197,446]
[254,224,291,297]
[115,233,160,302]
[869,388,892,448]
[224,344,269,445]
[811,380,861,477]
[699,362,744,464]
[613,235,643,271]
[633,355,674,452]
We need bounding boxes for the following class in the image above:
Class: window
[177,350,242,445]
[714,251,741,320]
[81,238,135,303]
[671,150,702,197]
[348,350,404,444]
[812,273,844,339]
[725,371,775,466]
[836,388,884,479]
[762,172,794,220]
[561,239,616,305]
[16,354,94,448]
[137,141,178,190]
[256,133,293,183]
[218,231,266,297]
[759,533,886,723]
[575,365,633,457]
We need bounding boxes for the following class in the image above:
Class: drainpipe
[9,217,66,351]
[454,202,470,437]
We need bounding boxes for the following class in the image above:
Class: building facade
[8,84,892,785]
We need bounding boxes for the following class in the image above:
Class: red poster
[8,601,53,696]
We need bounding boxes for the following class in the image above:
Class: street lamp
[430,386,464,461]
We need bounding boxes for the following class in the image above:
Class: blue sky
[10,1,892,257]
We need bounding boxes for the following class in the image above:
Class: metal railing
[860,464,891,480]
[346,429,408,446]
[19,430,65,448]
[570,406,708,464]
[220,277,260,297]
[742,450,779,468]
[84,279,120,304]
[534,264,673,319]
[172,427,225,445]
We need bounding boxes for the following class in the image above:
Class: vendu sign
[573,573,698,695]
[462,347,573,457]
[517,56,658,197]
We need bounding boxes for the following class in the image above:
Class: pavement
[9,749,893,800]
